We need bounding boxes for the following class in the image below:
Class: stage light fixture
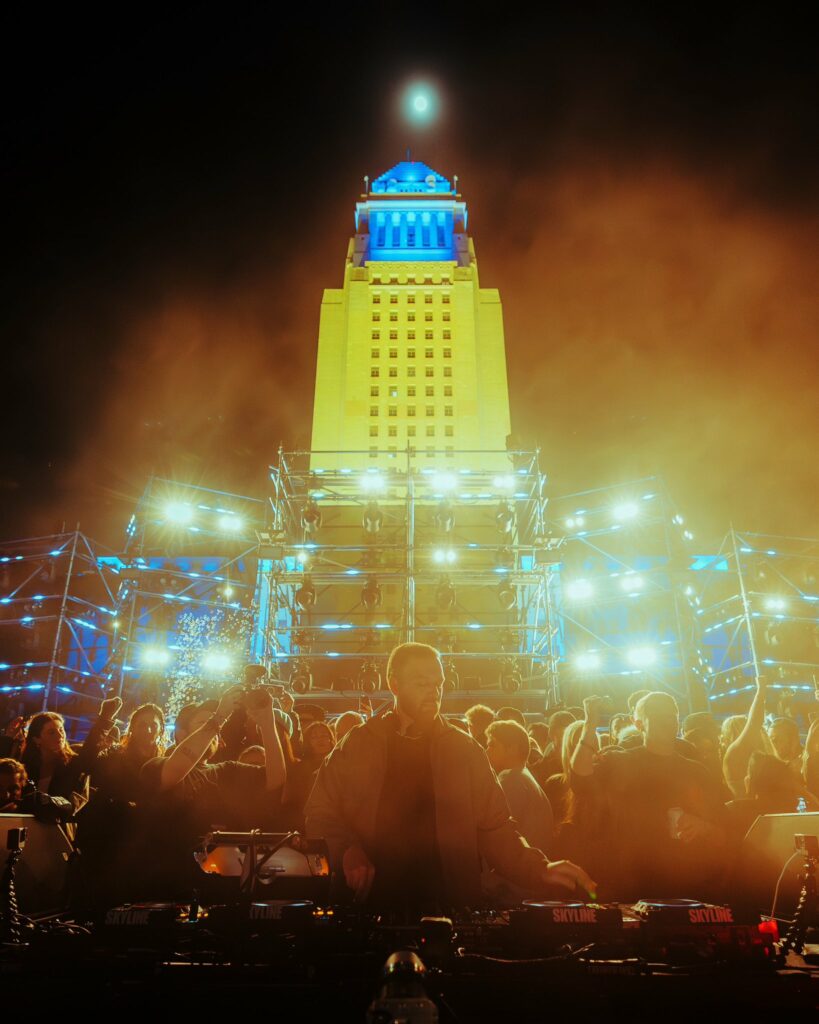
[433,548,457,565]
[203,651,233,674]
[575,652,601,672]
[435,577,456,611]
[620,575,645,593]
[291,666,313,694]
[495,502,515,534]
[443,661,459,692]
[496,547,515,570]
[499,660,521,693]
[296,576,317,609]
[361,473,386,493]
[431,472,457,492]
[219,514,243,533]
[433,500,455,533]
[223,585,234,599]
[301,500,322,534]
[402,81,438,126]
[358,660,381,694]
[362,501,384,534]
[141,646,170,667]
[165,502,193,525]
[566,579,594,601]
[492,475,515,492]
[764,597,787,612]
[362,576,382,611]
[626,646,657,668]
[497,579,516,611]
[613,502,639,522]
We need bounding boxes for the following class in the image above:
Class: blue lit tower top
[353,160,468,265]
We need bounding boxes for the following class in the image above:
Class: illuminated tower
[310,160,511,471]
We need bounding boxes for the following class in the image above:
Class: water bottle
[797,796,807,814]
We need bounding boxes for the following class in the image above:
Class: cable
[770,850,801,921]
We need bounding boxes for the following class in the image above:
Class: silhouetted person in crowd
[767,717,802,777]
[464,704,494,748]
[334,711,365,744]
[306,643,594,913]
[532,710,573,786]
[723,678,775,798]
[486,719,553,854]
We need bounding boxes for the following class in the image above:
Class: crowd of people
[1,642,817,914]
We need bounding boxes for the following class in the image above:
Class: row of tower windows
[369,406,454,417]
[371,367,453,379]
[371,313,451,323]
[370,385,453,397]
[370,425,454,438]
[372,293,450,305]
[369,447,457,458]
[370,274,452,286]
[372,330,451,342]
[371,348,452,361]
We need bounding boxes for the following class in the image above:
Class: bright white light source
[621,575,644,592]
[219,515,243,532]
[223,585,234,599]
[142,647,170,667]
[433,548,457,565]
[566,579,594,601]
[492,475,515,492]
[296,552,310,564]
[203,651,233,674]
[575,652,601,672]
[361,474,385,493]
[627,646,657,668]
[764,597,787,612]
[432,472,457,492]
[613,502,639,522]
[414,94,429,112]
[165,502,193,525]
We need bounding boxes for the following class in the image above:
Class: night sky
[2,7,817,549]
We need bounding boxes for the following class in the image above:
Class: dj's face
[390,654,444,726]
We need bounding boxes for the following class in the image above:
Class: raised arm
[243,688,287,792]
[570,696,605,778]
[723,676,767,796]
[160,685,242,791]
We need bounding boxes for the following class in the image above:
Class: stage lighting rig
[296,576,317,610]
[362,576,382,611]
[495,547,515,570]
[301,500,322,535]
[362,501,384,534]
[497,578,516,611]
[435,576,456,612]
[291,665,313,694]
[499,659,522,693]
[433,500,455,533]
[443,660,459,692]
[495,502,515,535]
[358,660,381,693]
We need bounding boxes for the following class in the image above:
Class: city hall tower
[310,160,512,471]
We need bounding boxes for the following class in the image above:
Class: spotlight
[222,585,234,599]
[626,646,657,669]
[565,515,585,530]
[492,475,515,492]
[495,502,515,534]
[296,575,317,609]
[362,576,382,611]
[613,502,639,522]
[361,473,386,493]
[443,661,459,692]
[402,82,438,126]
[620,575,644,593]
[566,579,594,601]
[358,661,381,694]
[301,500,322,534]
[435,577,456,611]
[219,514,243,533]
[433,500,455,533]
[362,501,384,534]
[203,651,233,674]
[142,646,170,667]
[764,597,787,612]
[499,659,521,693]
[431,472,457,492]
[291,666,313,694]
[165,502,193,525]
[575,652,601,672]
[433,548,457,565]
[497,579,516,611]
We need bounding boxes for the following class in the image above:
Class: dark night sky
[1,6,817,549]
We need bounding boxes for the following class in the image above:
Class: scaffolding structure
[544,476,707,712]
[0,531,121,737]
[251,446,563,707]
[110,477,265,717]
[697,529,819,720]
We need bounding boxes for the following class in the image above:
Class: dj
[306,642,595,911]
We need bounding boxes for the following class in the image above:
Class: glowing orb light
[575,652,601,672]
[627,646,657,668]
[566,579,594,601]
[402,81,439,125]
[203,651,233,674]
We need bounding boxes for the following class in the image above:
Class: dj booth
[2,817,819,1019]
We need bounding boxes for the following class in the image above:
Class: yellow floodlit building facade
[310,160,511,472]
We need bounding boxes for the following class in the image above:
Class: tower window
[389,331,398,340]
[425,386,434,396]
[407,294,416,304]
[407,331,416,340]
[370,406,378,416]
[443,366,452,377]
[442,294,450,303]
[407,406,416,417]
[425,367,434,378]
[388,425,397,437]
[445,425,454,437]
[408,366,416,377]
[389,348,398,359]
[389,275,398,284]
[389,406,397,417]
[370,386,379,397]
[407,386,416,397]
[444,385,452,396]
[425,347,433,358]
[369,447,378,458]
[389,367,398,378]
[372,294,381,304]
[443,330,451,340]
[443,348,452,359]
[371,348,380,359]
[369,425,378,437]
[425,312,433,322]
[444,405,453,416]
[372,313,381,322]
[390,294,398,304]
[408,313,416,322]
[389,386,399,397]
[426,425,435,437]
[425,293,433,303]
[408,425,416,437]
[390,313,398,322]
[388,445,397,454]
[407,348,416,359]
[371,366,380,377]
[371,331,380,340]
[425,332,433,341]
[425,405,434,416]
[443,312,451,322]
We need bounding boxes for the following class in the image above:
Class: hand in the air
[99,697,123,722]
